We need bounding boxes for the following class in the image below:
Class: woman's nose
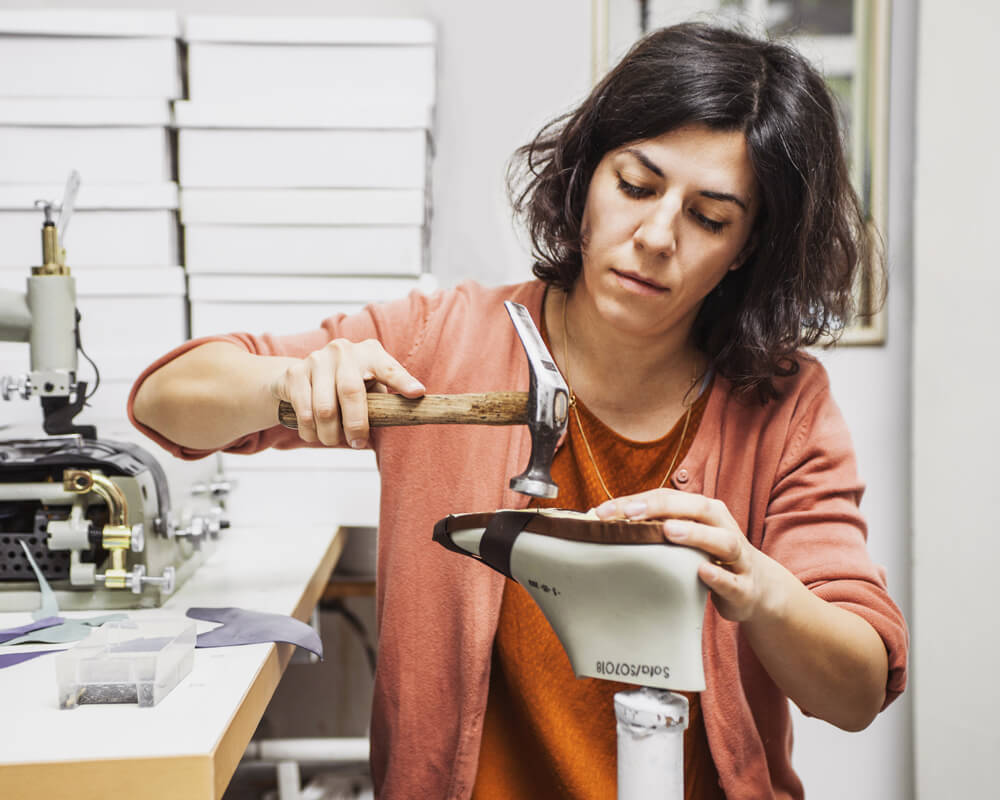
[633,197,679,258]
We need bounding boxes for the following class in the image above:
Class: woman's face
[577,124,758,341]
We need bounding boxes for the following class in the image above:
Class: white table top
[0,524,345,800]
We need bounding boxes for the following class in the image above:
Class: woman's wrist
[743,551,798,628]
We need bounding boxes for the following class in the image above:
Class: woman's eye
[616,176,652,199]
[691,210,726,234]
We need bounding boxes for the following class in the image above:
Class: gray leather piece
[19,541,59,620]
[3,613,128,645]
[186,606,323,660]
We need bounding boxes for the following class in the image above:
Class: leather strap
[478,511,536,579]
[432,515,469,557]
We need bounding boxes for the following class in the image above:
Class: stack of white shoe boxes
[0,10,186,443]
[177,16,437,529]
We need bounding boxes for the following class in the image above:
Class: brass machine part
[33,222,69,276]
[63,469,132,589]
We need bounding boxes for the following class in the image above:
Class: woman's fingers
[272,338,424,448]
[279,361,320,443]
[335,350,370,448]
[361,341,426,397]
[663,519,743,566]
[338,342,426,447]
[594,488,734,529]
[697,560,757,621]
[592,489,760,620]
[662,516,759,622]
[309,351,341,445]
[590,489,774,623]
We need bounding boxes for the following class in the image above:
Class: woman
[131,23,907,800]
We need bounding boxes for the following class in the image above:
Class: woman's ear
[729,234,757,271]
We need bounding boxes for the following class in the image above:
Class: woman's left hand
[593,489,775,623]
[596,489,891,732]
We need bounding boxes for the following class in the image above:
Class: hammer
[276,301,570,498]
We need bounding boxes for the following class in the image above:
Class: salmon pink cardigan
[128,279,908,800]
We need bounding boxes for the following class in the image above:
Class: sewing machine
[0,174,229,610]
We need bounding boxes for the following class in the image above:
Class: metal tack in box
[56,619,195,708]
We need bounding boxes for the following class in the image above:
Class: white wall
[3,1,917,797]
[796,1,916,796]
[912,0,1000,796]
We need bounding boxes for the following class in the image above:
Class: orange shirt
[473,380,725,800]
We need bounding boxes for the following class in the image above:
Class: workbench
[0,524,346,800]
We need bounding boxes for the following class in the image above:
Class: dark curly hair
[508,22,882,402]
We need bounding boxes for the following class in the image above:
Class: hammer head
[504,301,570,498]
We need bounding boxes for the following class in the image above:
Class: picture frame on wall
[592,0,891,345]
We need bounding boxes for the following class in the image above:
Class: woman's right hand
[269,338,425,449]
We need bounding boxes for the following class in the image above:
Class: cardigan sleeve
[761,375,909,710]
[126,288,442,461]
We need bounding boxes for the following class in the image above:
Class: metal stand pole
[276,759,302,800]
[615,687,687,800]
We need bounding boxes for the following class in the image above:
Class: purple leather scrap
[0,616,64,644]
[0,649,65,670]
[186,607,323,660]
[111,637,175,653]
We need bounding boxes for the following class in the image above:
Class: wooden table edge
[0,527,347,800]
[209,527,347,798]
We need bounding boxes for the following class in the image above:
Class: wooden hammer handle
[277,392,530,430]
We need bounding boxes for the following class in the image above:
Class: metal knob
[176,510,228,541]
[126,564,176,596]
[176,517,207,539]
[1,374,31,401]
[190,477,236,499]
[130,523,145,553]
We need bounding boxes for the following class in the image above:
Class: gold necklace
[560,294,696,502]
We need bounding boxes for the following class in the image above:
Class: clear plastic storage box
[56,619,196,708]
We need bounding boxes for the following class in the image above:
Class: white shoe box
[188,274,434,304]
[183,16,434,105]
[0,183,179,269]
[190,302,363,339]
[0,126,171,185]
[187,274,435,339]
[0,266,187,386]
[180,188,426,227]
[0,98,173,185]
[178,128,428,190]
[0,10,181,99]
[0,210,179,269]
[173,98,432,132]
[184,225,423,276]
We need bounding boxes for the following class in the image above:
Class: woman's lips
[612,269,668,296]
